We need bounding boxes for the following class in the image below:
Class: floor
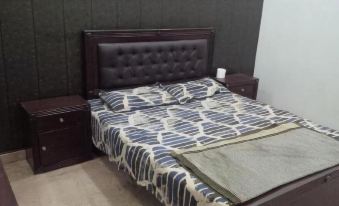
[3,157,162,206]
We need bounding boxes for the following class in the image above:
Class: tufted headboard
[83,28,215,99]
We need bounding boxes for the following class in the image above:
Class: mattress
[89,92,339,206]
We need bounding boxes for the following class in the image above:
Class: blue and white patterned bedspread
[89,92,339,206]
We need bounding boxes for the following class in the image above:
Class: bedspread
[89,92,339,206]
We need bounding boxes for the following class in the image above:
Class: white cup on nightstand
[216,68,227,78]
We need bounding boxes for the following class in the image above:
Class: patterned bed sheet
[89,91,339,206]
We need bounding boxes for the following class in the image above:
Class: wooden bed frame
[83,28,339,206]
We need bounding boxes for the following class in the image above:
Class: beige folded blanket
[172,123,339,204]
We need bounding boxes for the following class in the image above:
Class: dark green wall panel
[196,0,217,27]
[64,0,92,95]
[1,0,39,152]
[213,0,234,70]
[1,0,39,101]
[118,0,141,29]
[231,0,263,74]
[162,0,182,27]
[140,0,163,28]
[33,0,68,97]
[0,25,11,152]
[92,0,118,29]
[0,0,263,152]
[176,0,201,28]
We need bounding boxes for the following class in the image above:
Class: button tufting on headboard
[98,39,208,89]
[83,28,215,99]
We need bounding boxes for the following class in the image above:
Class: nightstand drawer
[216,73,259,100]
[229,85,255,99]
[39,126,84,166]
[36,111,83,132]
[22,95,92,173]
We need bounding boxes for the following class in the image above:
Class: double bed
[83,28,339,206]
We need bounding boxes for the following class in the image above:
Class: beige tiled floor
[3,157,161,206]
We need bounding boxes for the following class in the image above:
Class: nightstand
[216,73,259,100]
[21,95,92,174]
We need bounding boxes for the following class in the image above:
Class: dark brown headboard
[83,28,215,99]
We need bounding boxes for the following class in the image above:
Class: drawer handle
[59,117,64,123]
[241,88,246,92]
[41,146,47,151]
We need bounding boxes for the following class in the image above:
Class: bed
[83,28,339,206]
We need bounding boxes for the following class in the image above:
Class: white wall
[254,0,339,130]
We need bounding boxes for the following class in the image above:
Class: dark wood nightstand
[216,73,259,100]
[21,95,92,174]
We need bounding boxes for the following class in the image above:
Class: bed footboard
[243,165,339,206]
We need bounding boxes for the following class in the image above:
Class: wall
[255,0,339,130]
[0,0,263,153]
